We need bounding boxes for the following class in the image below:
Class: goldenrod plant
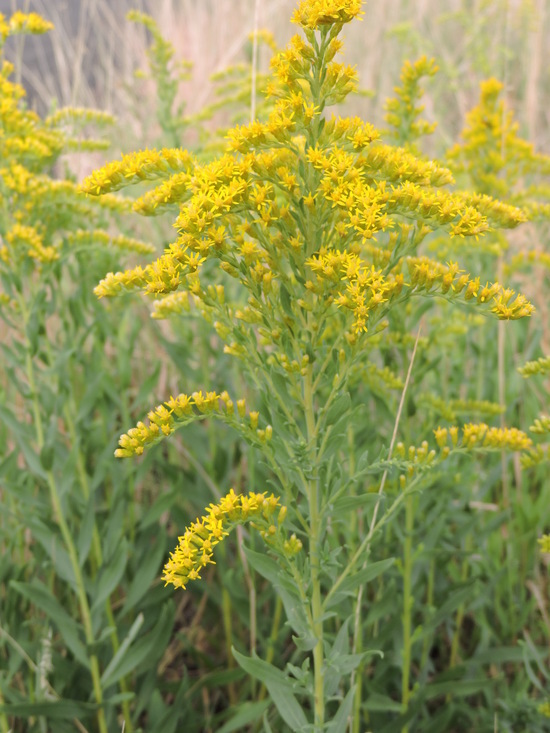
[80,1,544,729]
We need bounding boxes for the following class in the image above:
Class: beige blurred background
[2,0,548,156]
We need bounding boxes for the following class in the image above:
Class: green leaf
[101,601,173,688]
[0,699,96,718]
[232,649,309,731]
[326,687,355,733]
[0,405,46,480]
[422,582,477,634]
[10,580,88,667]
[324,392,351,426]
[327,558,395,608]
[27,517,76,588]
[243,546,281,586]
[217,700,271,733]
[122,531,166,613]
[100,612,145,688]
[364,692,403,713]
[332,493,380,515]
[279,283,293,317]
[92,537,128,612]
[77,492,96,566]
[422,678,490,699]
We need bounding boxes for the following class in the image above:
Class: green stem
[419,558,435,676]
[449,534,472,671]
[0,686,9,733]
[401,492,414,732]
[221,583,237,705]
[304,364,325,730]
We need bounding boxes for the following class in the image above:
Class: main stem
[304,364,325,729]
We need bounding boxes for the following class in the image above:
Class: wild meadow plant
[80,1,547,729]
[0,11,201,733]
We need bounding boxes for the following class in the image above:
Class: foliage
[1,2,549,732]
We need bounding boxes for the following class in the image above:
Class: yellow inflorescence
[385,56,438,143]
[406,258,534,320]
[518,355,550,378]
[115,391,265,458]
[448,78,550,203]
[66,230,155,256]
[538,535,550,554]
[116,391,220,457]
[1,11,53,40]
[292,0,364,28]
[162,489,286,589]
[79,148,194,196]
[151,291,191,319]
[530,415,550,435]
[433,424,532,452]
[5,223,57,263]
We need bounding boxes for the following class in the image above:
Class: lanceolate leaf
[232,649,309,731]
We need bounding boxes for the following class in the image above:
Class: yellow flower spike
[114,390,246,457]
[458,423,532,452]
[79,148,193,196]
[538,535,550,554]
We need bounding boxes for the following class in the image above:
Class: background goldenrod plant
[1,1,549,732]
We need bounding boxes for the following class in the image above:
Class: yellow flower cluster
[5,223,57,263]
[433,424,532,452]
[363,362,404,391]
[530,415,550,435]
[448,78,550,204]
[419,395,504,422]
[67,230,155,256]
[81,0,534,401]
[385,56,438,144]
[507,249,550,277]
[406,257,534,319]
[115,391,268,458]
[394,440,437,478]
[151,291,191,319]
[45,106,115,129]
[162,489,286,589]
[521,445,550,469]
[116,391,220,457]
[306,249,403,333]
[292,0,364,28]
[79,148,194,196]
[0,11,53,42]
[518,355,550,378]
[538,535,550,554]
[94,237,203,298]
